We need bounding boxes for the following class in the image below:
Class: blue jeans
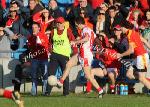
[31,59,48,95]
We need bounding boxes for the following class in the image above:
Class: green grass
[0,92,150,107]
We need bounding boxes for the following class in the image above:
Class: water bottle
[103,83,109,94]
[147,89,150,95]
[115,84,119,95]
[124,85,128,95]
[120,84,124,95]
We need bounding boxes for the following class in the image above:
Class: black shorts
[91,59,105,69]
[132,65,147,72]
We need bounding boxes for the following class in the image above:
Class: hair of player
[75,17,85,25]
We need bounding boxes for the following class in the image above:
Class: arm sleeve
[67,28,75,41]
[4,27,14,39]
[32,12,42,23]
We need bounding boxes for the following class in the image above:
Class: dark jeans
[48,52,69,96]
[31,59,48,82]
[13,63,31,92]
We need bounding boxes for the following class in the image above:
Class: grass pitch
[0,92,150,107]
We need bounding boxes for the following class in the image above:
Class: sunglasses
[99,13,105,15]
[114,29,121,31]
[57,22,63,24]
[80,12,85,14]
[10,10,17,12]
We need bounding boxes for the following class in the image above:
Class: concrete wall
[0,58,20,90]
[19,65,85,93]
[1,60,150,94]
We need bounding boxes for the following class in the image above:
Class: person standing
[0,23,24,107]
[27,22,49,95]
[48,17,75,96]
[57,17,104,98]
[117,20,150,90]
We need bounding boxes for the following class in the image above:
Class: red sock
[110,85,115,90]
[60,79,64,84]
[97,87,102,92]
[3,90,12,99]
[146,78,150,82]
[86,80,92,92]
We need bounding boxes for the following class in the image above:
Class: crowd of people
[0,0,150,106]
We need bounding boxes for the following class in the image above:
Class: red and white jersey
[79,26,96,58]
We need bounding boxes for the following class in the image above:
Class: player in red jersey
[87,36,121,94]
[117,21,150,90]
[0,88,24,107]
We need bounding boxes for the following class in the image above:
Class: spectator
[114,2,129,18]
[24,0,44,31]
[79,7,93,29]
[33,8,54,33]
[113,25,129,58]
[96,9,106,34]
[99,2,109,12]
[74,0,104,9]
[76,0,93,18]
[29,0,43,16]
[47,17,75,96]
[128,0,144,19]
[105,0,116,7]
[128,10,142,31]
[142,10,150,51]
[3,0,21,19]
[67,0,94,37]
[27,22,49,96]
[48,0,63,18]
[0,14,24,107]
[105,6,123,38]
[0,23,18,58]
[56,0,74,16]
[94,2,109,25]
[6,6,30,49]
[141,9,150,30]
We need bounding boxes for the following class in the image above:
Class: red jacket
[27,32,49,60]
[33,12,54,33]
[139,0,149,11]
[73,0,104,9]
[1,0,6,9]
[6,16,19,28]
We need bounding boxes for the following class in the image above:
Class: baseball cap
[114,25,121,30]
[55,17,65,23]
